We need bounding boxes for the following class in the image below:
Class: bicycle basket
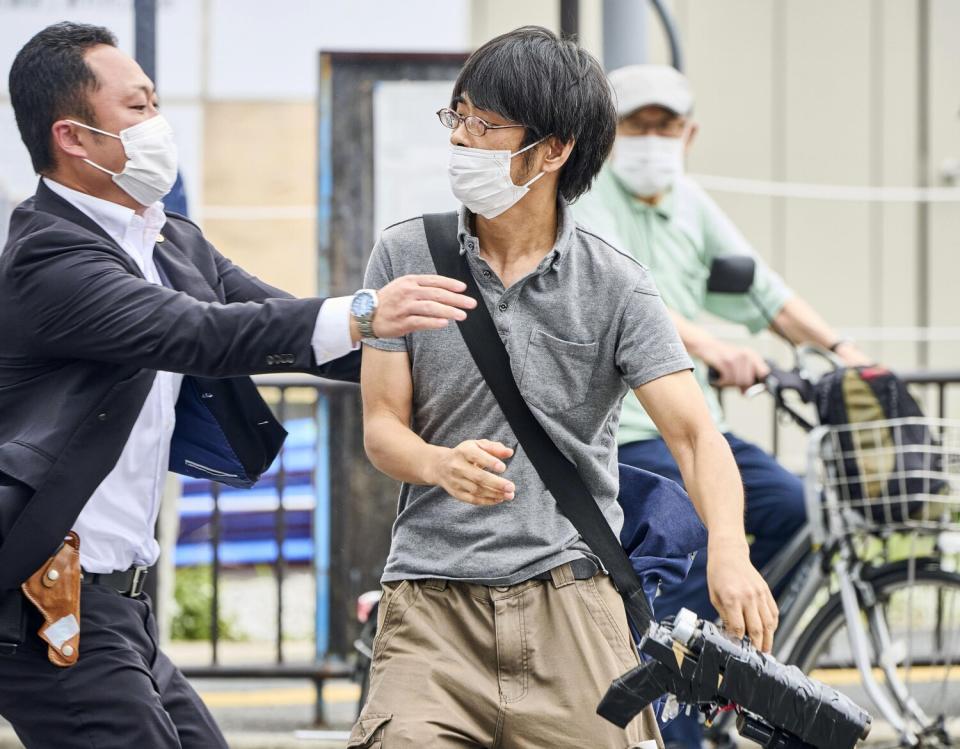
[810,417,960,537]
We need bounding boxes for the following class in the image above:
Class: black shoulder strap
[422,212,654,634]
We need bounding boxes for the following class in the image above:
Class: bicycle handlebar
[707,363,813,403]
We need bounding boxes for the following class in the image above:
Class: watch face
[351,292,375,318]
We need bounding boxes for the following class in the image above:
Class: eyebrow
[128,84,157,98]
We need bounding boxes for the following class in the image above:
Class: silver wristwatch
[350,288,379,339]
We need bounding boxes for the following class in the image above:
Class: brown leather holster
[20,531,81,667]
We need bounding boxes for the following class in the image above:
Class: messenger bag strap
[422,212,654,635]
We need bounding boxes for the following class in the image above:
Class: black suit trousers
[0,584,227,749]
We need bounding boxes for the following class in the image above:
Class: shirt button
[483,270,492,278]
[498,302,508,312]
[97,412,108,422]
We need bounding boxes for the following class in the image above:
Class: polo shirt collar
[457,199,576,269]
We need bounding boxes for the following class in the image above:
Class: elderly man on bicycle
[572,64,873,748]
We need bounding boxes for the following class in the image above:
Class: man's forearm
[773,297,872,365]
[364,413,444,486]
[772,296,850,349]
[674,427,749,552]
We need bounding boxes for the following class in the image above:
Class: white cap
[609,64,693,118]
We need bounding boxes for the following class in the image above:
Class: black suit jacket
[0,180,359,589]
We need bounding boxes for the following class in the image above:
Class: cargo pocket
[347,713,392,747]
[519,329,598,413]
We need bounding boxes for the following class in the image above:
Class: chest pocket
[519,329,598,413]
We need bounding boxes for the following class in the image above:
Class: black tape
[596,661,669,728]
[597,618,871,749]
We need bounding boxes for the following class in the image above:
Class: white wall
[0,0,470,206]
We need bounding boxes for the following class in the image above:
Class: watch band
[829,339,850,353]
[357,316,377,339]
[351,289,379,340]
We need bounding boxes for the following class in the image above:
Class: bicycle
[703,349,960,749]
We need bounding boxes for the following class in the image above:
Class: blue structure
[175,417,320,566]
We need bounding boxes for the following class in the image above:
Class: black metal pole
[134,0,157,82]
[135,0,160,611]
[211,481,221,666]
[275,390,288,665]
[560,0,579,38]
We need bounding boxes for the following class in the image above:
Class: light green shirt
[572,166,793,444]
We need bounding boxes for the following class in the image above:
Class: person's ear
[50,120,91,161]
[541,135,575,174]
[684,122,699,154]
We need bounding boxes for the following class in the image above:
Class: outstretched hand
[371,275,477,339]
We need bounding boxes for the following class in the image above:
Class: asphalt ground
[0,672,957,747]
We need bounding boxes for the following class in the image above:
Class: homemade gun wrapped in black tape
[597,609,872,749]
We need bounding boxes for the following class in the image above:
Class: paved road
[1,673,958,747]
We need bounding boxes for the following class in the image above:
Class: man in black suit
[0,22,475,749]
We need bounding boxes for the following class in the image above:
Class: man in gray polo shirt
[353,27,778,749]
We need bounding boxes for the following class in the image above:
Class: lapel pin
[156,234,165,243]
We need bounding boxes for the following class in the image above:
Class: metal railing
[173,370,960,725]
[178,375,358,725]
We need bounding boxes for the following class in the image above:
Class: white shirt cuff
[312,295,359,365]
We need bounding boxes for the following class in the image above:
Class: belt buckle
[128,567,148,597]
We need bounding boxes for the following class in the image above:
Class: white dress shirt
[43,178,356,573]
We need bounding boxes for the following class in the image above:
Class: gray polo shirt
[364,201,693,586]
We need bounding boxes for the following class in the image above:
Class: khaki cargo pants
[349,563,663,749]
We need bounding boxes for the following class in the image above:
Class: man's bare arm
[772,297,871,365]
[634,370,779,651]
[667,296,871,392]
[360,346,516,505]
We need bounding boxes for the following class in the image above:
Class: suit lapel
[154,230,219,302]
[34,180,144,279]
[36,180,218,302]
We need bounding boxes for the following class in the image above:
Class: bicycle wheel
[790,558,960,745]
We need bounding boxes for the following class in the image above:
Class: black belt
[530,557,600,581]
[81,566,150,597]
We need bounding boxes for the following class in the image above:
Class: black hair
[451,25,616,202]
[9,21,118,174]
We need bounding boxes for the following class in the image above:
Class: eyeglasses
[619,116,688,137]
[436,107,525,137]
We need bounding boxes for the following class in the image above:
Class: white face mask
[447,138,546,220]
[610,134,684,198]
[68,114,179,207]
